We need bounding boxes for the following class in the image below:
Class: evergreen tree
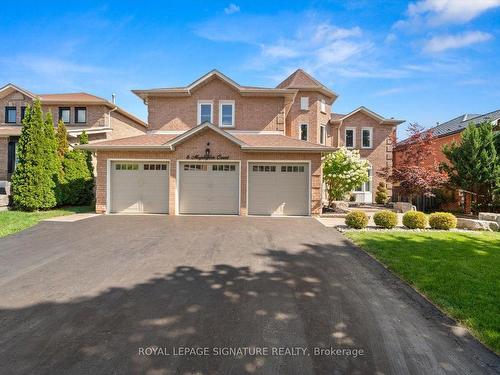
[375,182,389,204]
[54,120,69,205]
[58,131,94,205]
[79,131,94,173]
[11,100,57,210]
[442,122,499,207]
[56,120,69,158]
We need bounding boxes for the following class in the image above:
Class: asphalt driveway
[0,216,497,374]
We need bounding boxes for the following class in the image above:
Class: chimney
[111,93,116,104]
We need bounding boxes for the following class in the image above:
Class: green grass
[0,206,92,238]
[345,230,500,353]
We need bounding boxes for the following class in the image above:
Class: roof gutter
[76,144,173,151]
[241,146,337,152]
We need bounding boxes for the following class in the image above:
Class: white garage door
[248,162,309,216]
[179,162,239,215]
[110,161,169,213]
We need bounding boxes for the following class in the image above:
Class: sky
[1,0,499,139]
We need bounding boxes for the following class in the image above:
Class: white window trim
[197,100,213,125]
[319,124,326,145]
[320,99,326,113]
[344,127,356,148]
[300,97,309,111]
[299,123,309,141]
[361,127,373,149]
[219,100,235,128]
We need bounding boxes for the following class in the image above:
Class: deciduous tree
[323,147,370,204]
[383,123,447,204]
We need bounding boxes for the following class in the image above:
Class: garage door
[110,161,169,213]
[179,162,239,214]
[248,162,309,216]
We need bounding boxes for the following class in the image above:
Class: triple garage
[108,160,310,216]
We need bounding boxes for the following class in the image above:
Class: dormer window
[197,100,213,124]
[300,97,309,111]
[219,100,235,128]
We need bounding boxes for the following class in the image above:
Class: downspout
[337,121,342,147]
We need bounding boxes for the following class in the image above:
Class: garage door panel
[179,162,239,215]
[248,163,309,216]
[110,161,169,214]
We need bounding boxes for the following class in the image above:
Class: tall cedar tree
[54,120,69,204]
[56,120,69,158]
[442,122,499,206]
[381,123,447,203]
[11,100,58,210]
[79,131,94,173]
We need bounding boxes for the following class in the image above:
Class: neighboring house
[0,83,147,181]
[393,110,500,211]
[81,69,403,216]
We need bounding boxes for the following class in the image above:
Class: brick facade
[286,92,333,144]
[0,86,147,181]
[332,111,396,196]
[95,128,322,215]
[148,77,285,131]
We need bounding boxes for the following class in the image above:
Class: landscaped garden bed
[345,230,500,353]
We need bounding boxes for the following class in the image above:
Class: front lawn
[345,231,500,353]
[0,206,92,238]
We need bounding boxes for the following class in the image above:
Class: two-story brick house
[0,83,147,181]
[82,69,403,216]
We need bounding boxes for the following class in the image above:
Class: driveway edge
[339,230,500,373]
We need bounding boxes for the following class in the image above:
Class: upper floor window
[75,107,86,123]
[5,107,16,123]
[219,100,235,128]
[59,107,70,124]
[20,106,26,122]
[319,124,326,145]
[300,123,308,141]
[362,128,373,148]
[197,100,213,124]
[300,97,309,111]
[345,128,355,148]
[320,99,326,113]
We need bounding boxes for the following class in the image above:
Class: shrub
[402,211,427,229]
[345,211,369,229]
[59,150,94,206]
[429,212,457,230]
[373,210,398,229]
[375,182,389,204]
